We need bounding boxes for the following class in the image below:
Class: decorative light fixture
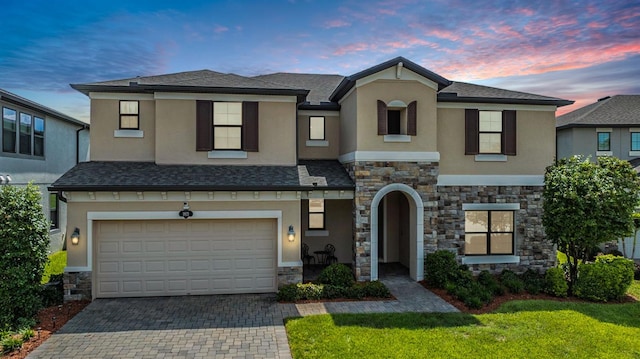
[179,202,193,219]
[71,228,80,245]
[0,174,12,185]
[287,225,296,242]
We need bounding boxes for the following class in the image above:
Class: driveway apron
[28,294,292,359]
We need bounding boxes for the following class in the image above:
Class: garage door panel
[96,219,277,298]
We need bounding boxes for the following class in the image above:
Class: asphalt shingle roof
[252,73,344,105]
[556,95,640,128]
[0,88,88,126]
[438,82,573,106]
[49,161,354,192]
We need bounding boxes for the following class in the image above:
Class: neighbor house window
[464,210,514,255]
[308,199,325,229]
[19,113,32,155]
[597,132,610,151]
[632,133,640,151]
[49,193,59,230]
[213,102,242,150]
[34,117,44,156]
[119,100,139,129]
[309,116,325,140]
[2,107,17,153]
[478,111,502,154]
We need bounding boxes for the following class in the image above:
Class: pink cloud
[512,7,535,16]
[324,19,351,29]
[332,42,376,56]
[587,21,607,29]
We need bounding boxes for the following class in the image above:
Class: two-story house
[1,89,89,252]
[51,57,573,301]
[557,95,640,161]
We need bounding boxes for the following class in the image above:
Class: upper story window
[309,116,325,140]
[2,107,17,153]
[465,109,516,156]
[214,102,242,149]
[631,132,640,151]
[465,210,514,255]
[2,107,45,157]
[597,132,610,151]
[119,101,139,129]
[196,100,259,153]
[308,199,325,230]
[377,100,417,136]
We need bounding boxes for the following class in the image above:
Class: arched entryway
[370,183,424,281]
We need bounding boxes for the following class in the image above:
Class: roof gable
[557,95,640,128]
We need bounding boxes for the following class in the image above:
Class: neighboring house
[51,57,572,301]
[556,95,640,161]
[0,88,90,252]
[557,94,640,259]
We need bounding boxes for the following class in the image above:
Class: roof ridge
[558,96,608,123]
[449,81,562,100]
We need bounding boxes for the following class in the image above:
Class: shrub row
[277,281,391,302]
[574,255,634,302]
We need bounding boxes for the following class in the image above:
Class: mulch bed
[419,280,637,314]
[3,301,90,359]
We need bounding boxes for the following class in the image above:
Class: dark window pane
[597,132,610,151]
[387,110,401,135]
[34,117,44,156]
[19,113,32,155]
[49,194,59,229]
[3,107,16,153]
[632,133,640,151]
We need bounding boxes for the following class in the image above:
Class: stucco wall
[438,108,556,175]
[301,199,352,263]
[297,113,340,159]
[558,127,640,161]
[339,90,358,155]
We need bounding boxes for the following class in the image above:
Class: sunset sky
[1,0,639,123]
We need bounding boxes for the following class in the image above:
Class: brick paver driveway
[28,294,292,359]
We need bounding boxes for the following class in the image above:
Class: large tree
[543,156,640,293]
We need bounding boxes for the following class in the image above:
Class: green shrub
[322,285,346,299]
[344,285,365,299]
[446,278,493,309]
[574,255,634,302]
[0,184,50,329]
[1,336,23,354]
[424,250,459,288]
[450,265,474,287]
[521,269,546,294]
[297,283,324,300]
[41,273,64,307]
[361,281,391,298]
[18,328,34,341]
[544,267,568,297]
[276,284,300,302]
[463,296,484,309]
[317,263,354,288]
[477,270,504,296]
[500,270,525,294]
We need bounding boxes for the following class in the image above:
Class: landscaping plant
[424,250,459,288]
[543,156,640,294]
[317,263,355,288]
[0,184,50,329]
[574,254,634,302]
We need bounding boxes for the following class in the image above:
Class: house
[556,94,640,259]
[50,57,573,301]
[1,89,89,252]
[556,95,640,161]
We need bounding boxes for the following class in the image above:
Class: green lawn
[629,279,640,299]
[286,287,640,359]
[41,250,66,284]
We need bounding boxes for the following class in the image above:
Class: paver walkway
[28,276,457,359]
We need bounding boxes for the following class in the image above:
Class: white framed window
[119,101,139,129]
[213,102,242,150]
[309,116,325,140]
[478,111,502,154]
[465,210,514,255]
[308,199,325,230]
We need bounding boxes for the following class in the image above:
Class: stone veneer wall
[64,272,92,302]
[437,185,556,274]
[277,266,303,287]
[346,161,439,280]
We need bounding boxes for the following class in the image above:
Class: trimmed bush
[447,280,493,309]
[500,270,525,294]
[276,280,392,302]
[521,269,546,295]
[424,250,459,288]
[544,267,568,297]
[276,284,300,302]
[317,263,354,288]
[477,270,504,296]
[574,255,634,302]
[361,281,392,298]
[297,283,324,300]
[0,184,50,329]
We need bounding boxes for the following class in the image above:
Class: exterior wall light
[288,225,296,242]
[0,174,12,185]
[71,228,80,245]
[179,202,193,219]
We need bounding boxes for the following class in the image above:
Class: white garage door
[95,219,277,298]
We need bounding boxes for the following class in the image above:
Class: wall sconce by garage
[0,174,12,185]
[287,225,296,242]
[70,228,80,245]
[179,202,193,219]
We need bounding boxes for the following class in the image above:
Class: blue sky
[2,0,639,122]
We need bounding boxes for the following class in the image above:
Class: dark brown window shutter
[377,100,388,135]
[407,101,417,136]
[502,110,517,155]
[464,109,479,155]
[196,100,213,151]
[242,101,259,152]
